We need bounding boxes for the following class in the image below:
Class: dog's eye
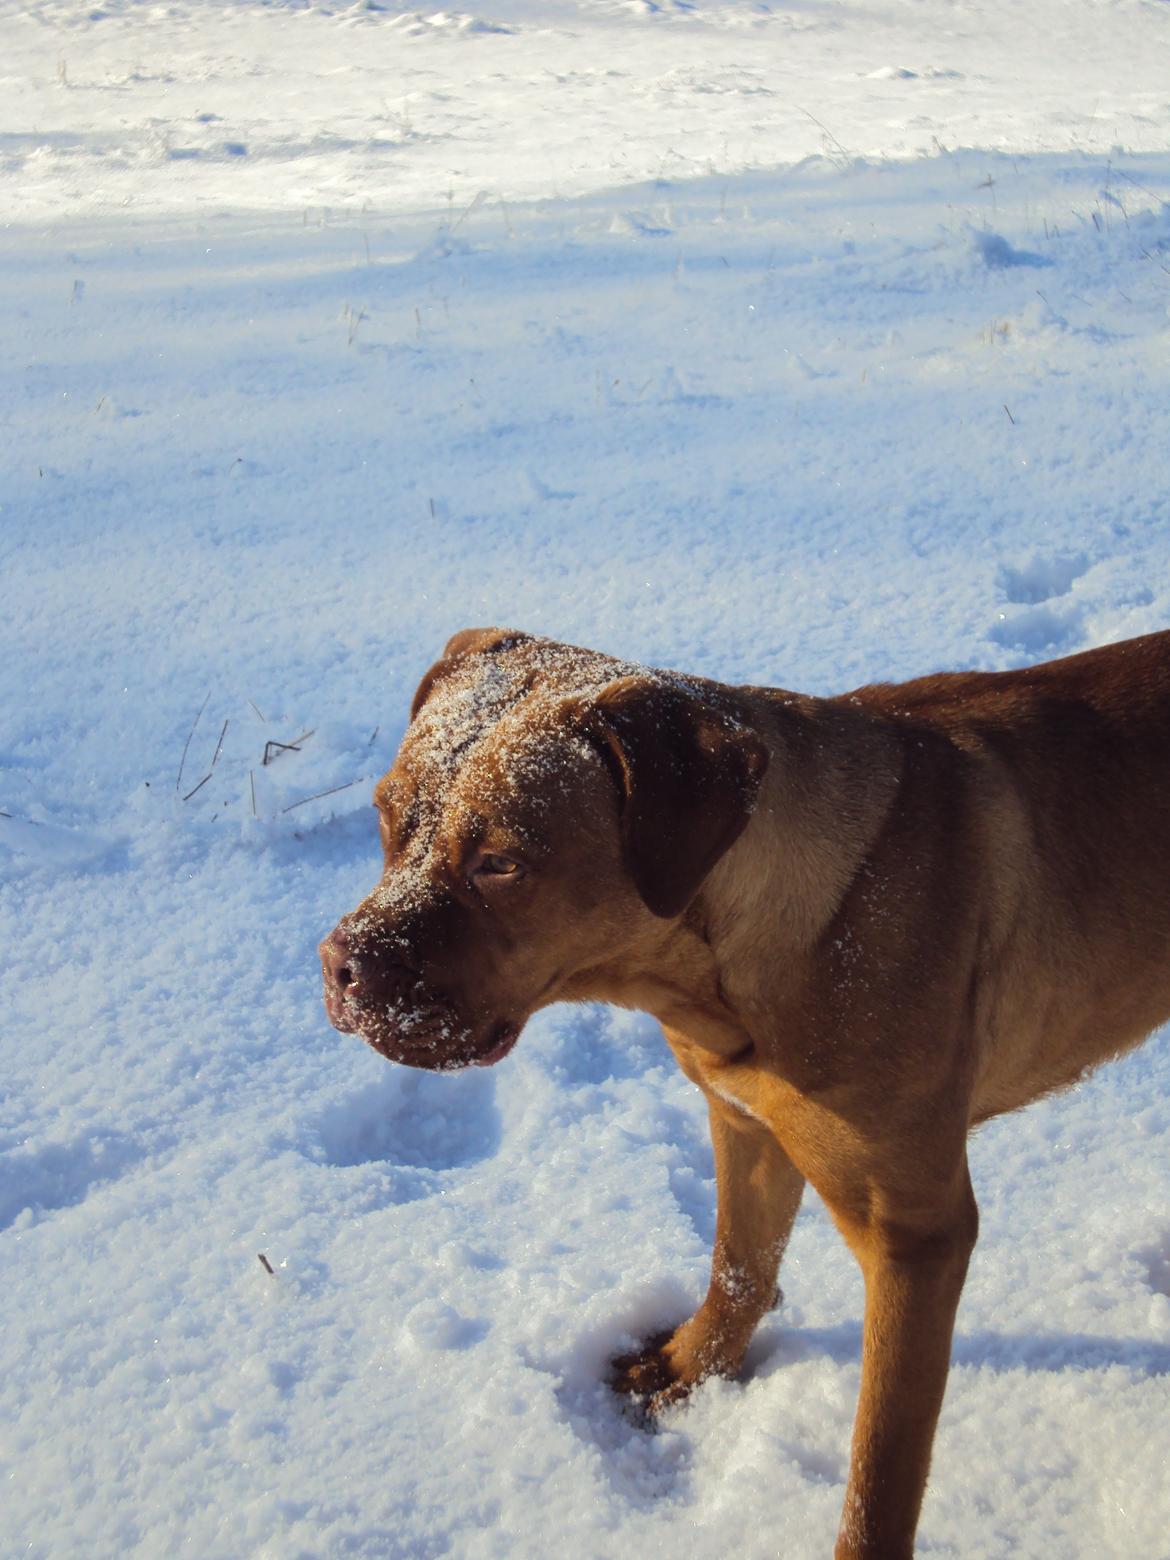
[474,853,525,882]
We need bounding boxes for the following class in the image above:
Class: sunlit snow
[2,1,1170,1555]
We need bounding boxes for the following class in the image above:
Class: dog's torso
[685,632,1170,1160]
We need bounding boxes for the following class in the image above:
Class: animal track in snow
[380,11,514,36]
[971,230,1052,270]
[989,552,1091,654]
[0,811,120,870]
[402,1299,489,1352]
[998,552,1090,605]
[0,1132,140,1232]
[1134,1231,1170,1298]
[864,65,962,81]
[1133,1231,1170,1332]
[312,1065,501,1174]
[987,603,1082,655]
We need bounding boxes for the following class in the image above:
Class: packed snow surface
[3,0,1170,1555]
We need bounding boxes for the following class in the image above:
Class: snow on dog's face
[319,628,768,1070]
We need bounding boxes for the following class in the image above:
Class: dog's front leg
[831,1164,979,1560]
[612,1096,804,1411]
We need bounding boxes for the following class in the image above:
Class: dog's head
[319,629,768,1069]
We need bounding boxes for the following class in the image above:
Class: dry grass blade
[182,772,212,803]
[262,730,314,767]
[280,777,363,814]
[211,718,229,770]
[176,691,211,794]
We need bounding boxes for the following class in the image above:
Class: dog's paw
[609,1331,698,1420]
[610,1331,677,1396]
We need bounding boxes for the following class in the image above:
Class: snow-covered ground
[3,1,1170,1555]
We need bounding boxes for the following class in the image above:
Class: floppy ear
[410,627,533,721]
[577,676,769,919]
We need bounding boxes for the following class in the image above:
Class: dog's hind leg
[829,1158,979,1560]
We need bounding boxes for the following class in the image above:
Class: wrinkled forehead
[383,638,640,819]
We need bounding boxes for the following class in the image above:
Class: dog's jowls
[320,625,1170,1559]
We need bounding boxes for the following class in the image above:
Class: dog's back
[849,630,1170,1118]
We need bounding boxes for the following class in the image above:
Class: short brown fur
[320,627,1170,1557]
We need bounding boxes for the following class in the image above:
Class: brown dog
[320,626,1170,1558]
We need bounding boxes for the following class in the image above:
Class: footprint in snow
[989,552,1090,654]
[609,210,672,239]
[1134,1232,1170,1298]
[987,603,1082,655]
[1133,1231,1170,1332]
[0,1132,141,1233]
[998,552,1090,605]
[971,230,1052,270]
[402,1299,488,1352]
[865,65,962,81]
[312,1064,501,1178]
[0,812,120,871]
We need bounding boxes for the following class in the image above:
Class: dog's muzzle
[318,927,519,1069]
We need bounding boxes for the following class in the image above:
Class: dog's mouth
[471,1019,520,1067]
[322,982,357,1033]
[362,1015,520,1071]
[325,986,520,1071]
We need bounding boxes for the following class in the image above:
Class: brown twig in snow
[257,1253,275,1275]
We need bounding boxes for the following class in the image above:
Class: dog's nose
[320,925,422,1006]
[319,928,361,991]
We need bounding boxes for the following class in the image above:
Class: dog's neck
[560,690,905,1064]
[676,691,904,1053]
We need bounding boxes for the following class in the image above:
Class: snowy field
[3,0,1170,1555]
